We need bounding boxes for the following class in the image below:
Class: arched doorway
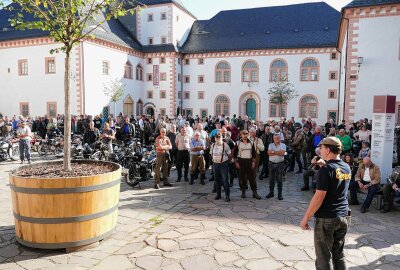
[246,98,256,120]
[123,95,134,117]
[239,92,261,121]
[136,99,143,116]
[146,107,155,117]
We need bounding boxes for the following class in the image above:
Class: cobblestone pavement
[0,154,399,270]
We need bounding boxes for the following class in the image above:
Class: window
[270,59,287,81]
[215,61,231,83]
[176,15,179,22]
[178,58,182,65]
[329,71,338,80]
[147,58,152,64]
[301,58,319,81]
[184,91,190,99]
[184,59,190,65]
[136,100,143,116]
[147,14,153,22]
[18,59,28,76]
[184,75,190,83]
[269,101,287,118]
[160,57,166,64]
[178,92,182,99]
[331,52,337,60]
[300,95,318,118]
[124,61,133,79]
[161,13,167,20]
[242,60,258,82]
[47,102,57,118]
[136,64,143,80]
[198,75,204,83]
[328,89,337,99]
[215,95,230,116]
[160,90,166,99]
[20,102,29,117]
[198,91,204,99]
[102,61,109,75]
[160,108,166,116]
[198,58,204,65]
[148,37,153,45]
[46,58,56,74]
[178,73,182,82]
[147,73,153,81]
[160,73,167,81]
[161,36,167,44]
[147,91,153,99]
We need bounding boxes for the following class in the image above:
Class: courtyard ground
[0,154,399,270]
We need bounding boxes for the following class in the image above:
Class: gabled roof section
[181,2,340,53]
[136,0,196,19]
[344,0,400,9]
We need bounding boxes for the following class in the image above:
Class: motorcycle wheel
[10,146,19,161]
[37,145,47,156]
[124,165,139,187]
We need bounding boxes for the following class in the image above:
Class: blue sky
[180,0,351,19]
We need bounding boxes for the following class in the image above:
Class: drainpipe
[180,54,184,116]
[337,17,350,124]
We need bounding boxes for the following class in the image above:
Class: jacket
[355,163,381,185]
[291,129,305,151]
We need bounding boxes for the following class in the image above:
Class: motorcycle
[124,145,157,188]
[0,136,19,162]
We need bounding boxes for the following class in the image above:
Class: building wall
[172,5,196,47]
[138,5,171,46]
[0,39,78,117]
[181,49,340,123]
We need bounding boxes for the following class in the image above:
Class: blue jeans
[213,161,230,198]
[269,161,284,195]
[349,180,380,209]
[19,139,31,161]
[314,217,349,270]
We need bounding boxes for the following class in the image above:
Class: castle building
[0,0,399,124]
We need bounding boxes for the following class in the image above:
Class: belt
[269,161,284,164]
[178,149,189,152]
[192,154,203,156]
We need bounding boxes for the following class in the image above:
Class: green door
[246,98,256,120]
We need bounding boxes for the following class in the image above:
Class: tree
[103,78,125,117]
[267,75,299,115]
[1,0,137,171]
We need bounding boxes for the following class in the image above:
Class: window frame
[19,102,29,117]
[184,75,190,83]
[45,57,56,74]
[160,12,167,20]
[161,36,167,44]
[215,61,231,83]
[329,71,338,80]
[198,75,204,83]
[147,14,153,22]
[147,90,153,99]
[147,73,153,82]
[47,102,57,118]
[270,59,288,82]
[184,91,190,99]
[300,58,320,82]
[214,95,230,116]
[299,95,319,118]
[148,37,153,45]
[269,102,287,118]
[160,90,167,99]
[124,61,133,79]
[160,57,166,64]
[198,91,204,99]
[136,64,143,81]
[242,60,259,82]
[198,58,204,65]
[160,72,167,81]
[101,60,109,75]
[328,89,337,99]
[18,59,28,76]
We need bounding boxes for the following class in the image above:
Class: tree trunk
[114,101,116,118]
[63,50,72,171]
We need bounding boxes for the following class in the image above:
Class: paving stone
[269,246,310,261]
[216,226,231,234]
[163,249,202,260]
[16,259,55,270]
[129,246,160,258]
[181,254,217,270]
[240,212,268,219]
[278,232,314,247]
[231,229,255,236]
[215,252,240,265]
[245,258,284,270]
[251,234,281,248]
[158,239,179,252]
[46,265,84,270]
[0,262,26,270]
[0,245,21,258]
[161,263,184,270]
[179,230,220,240]
[238,244,270,260]
[149,224,174,234]
[233,259,248,267]
[145,234,159,246]
[294,261,316,270]
[69,256,99,268]
[213,239,241,251]
[174,227,198,235]
[231,236,254,247]
[136,255,163,270]
[114,242,144,255]
[92,255,133,270]
[158,231,182,239]
[179,239,212,249]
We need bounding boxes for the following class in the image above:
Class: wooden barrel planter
[9,160,122,250]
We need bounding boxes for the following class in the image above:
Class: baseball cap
[318,137,342,149]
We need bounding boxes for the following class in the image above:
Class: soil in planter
[15,163,115,178]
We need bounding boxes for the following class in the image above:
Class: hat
[318,137,342,149]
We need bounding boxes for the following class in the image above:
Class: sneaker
[266,193,274,199]
[20,160,24,164]
[278,195,283,200]
[154,184,160,189]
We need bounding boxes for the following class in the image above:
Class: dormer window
[148,37,153,45]
[161,36,167,44]
[147,14,153,22]
[161,13,167,20]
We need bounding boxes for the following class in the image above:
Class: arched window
[215,61,231,82]
[136,64,143,81]
[270,59,288,81]
[269,99,287,118]
[124,61,133,79]
[215,95,230,116]
[242,60,258,82]
[136,99,143,116]
[301,58,319,81]
[300,95,318,118]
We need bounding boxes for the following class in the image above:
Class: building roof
[344,0,400,9]
[181,2,341,54]
[136,0,196,18]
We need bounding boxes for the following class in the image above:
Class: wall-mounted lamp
[357,57,364,72]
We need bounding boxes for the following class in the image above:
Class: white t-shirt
[363,167,371,182]
[355,130,371,142]
[211,142,231,163]
[17,126,31,141]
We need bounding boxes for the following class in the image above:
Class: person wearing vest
[154,128,173,189]
[221,128,236,187]
[260,126,274,179]
[233,130,261,199]
[249,128,265,181]
[210,132,232,202]
[190,132,206,185]
[266,134,287,200]
[175,127,191,182]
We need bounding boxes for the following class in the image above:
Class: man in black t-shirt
[300,137,351,270]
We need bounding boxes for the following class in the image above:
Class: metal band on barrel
[14,204,118,224]
[9,178,121,194]
[15,228,116,249]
